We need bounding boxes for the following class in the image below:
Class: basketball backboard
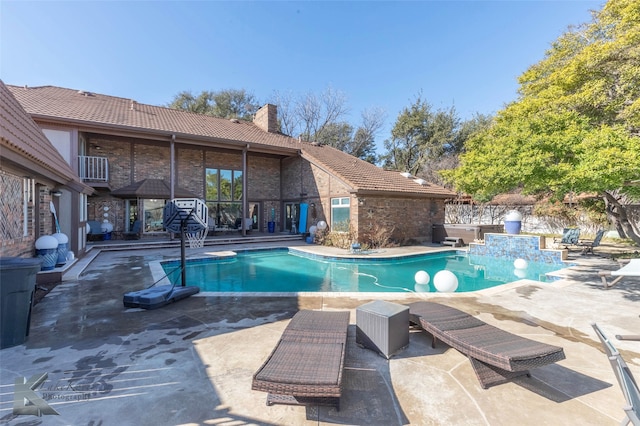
[163,198,208,234]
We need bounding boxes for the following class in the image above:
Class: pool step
[442,237,463,247]
[90,233,303,251]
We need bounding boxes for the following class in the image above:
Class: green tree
[315,122,353,151]
[423,113,493,185]
[442,0,640,242]
[168,90,215,114]
[168,89,258,120]
[381,95,459,175]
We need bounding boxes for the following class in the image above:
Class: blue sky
[2,0,602,150]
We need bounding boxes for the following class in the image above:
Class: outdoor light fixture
[50,190,62,197]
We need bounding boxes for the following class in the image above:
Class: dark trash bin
[0,257,42,348]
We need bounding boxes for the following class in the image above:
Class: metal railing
[78,155,109,182]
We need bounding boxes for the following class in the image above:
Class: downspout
[242,144,249,236]
[170,134,176,241]
[170,134,176,200]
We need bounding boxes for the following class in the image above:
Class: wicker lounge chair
[252,310,350,410]
[592,323,640,425]
[408,301,566,389]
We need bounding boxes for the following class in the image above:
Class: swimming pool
[160,248,567,294]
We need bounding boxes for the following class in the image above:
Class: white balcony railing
[78,155,109,182]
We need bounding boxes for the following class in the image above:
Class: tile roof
[0,81,87,190]
[7,84,455,198]
[7,85,299,151]
[301,143,456,197]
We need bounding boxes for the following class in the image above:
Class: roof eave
[352,189,456,198]
[32,115,301,156]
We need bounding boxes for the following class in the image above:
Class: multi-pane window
[331,197,350,232]
[206,168,244,227]
[206,168,242,202]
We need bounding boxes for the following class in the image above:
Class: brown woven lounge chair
[408,301,566,389]
[252,310,350,410]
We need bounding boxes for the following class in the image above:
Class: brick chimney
[253,104,278,133]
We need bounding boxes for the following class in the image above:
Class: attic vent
[130,100,137,111]
[400,172,412,178]
[413,178,427,185]
[230,118,240,123]
[77,90,92,96]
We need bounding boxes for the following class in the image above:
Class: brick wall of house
[205,149,242,170]
[356,196,445,243]
[134,143,170,182]
[246,154,281,229]
[281,157,353,228]
[38,187,55,236]
[177,148,204,198]
[88,137,132,190]
[83,135,447,241]
[246,155,280,200]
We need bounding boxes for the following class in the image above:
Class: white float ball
[414,270,430,285]
[433,270,459,292]
[414,283,430,292]
[514,258,528,269]
[317,220,327,230]
[309,225,317,235]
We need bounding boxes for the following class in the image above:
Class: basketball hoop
[162,198,209,286]
[186,227,207,249]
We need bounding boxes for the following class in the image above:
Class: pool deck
[1,240,639,425]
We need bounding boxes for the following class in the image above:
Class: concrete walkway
[1,241,639,425]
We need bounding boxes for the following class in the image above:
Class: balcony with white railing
[78,156,109,183]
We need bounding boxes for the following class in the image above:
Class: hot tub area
[432,224,505,245]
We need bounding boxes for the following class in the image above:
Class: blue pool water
[161,249,567,293]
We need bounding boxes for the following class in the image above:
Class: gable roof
[0,81,90,193]
[301,143,456,198]
[7,84,455,199]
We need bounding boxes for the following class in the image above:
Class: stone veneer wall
[468,233,565,264]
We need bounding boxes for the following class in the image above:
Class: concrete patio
[1,241,639,425]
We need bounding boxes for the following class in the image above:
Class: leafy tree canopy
[167,89,258,120]
[442,0,640,240]
[381,94,472,176]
